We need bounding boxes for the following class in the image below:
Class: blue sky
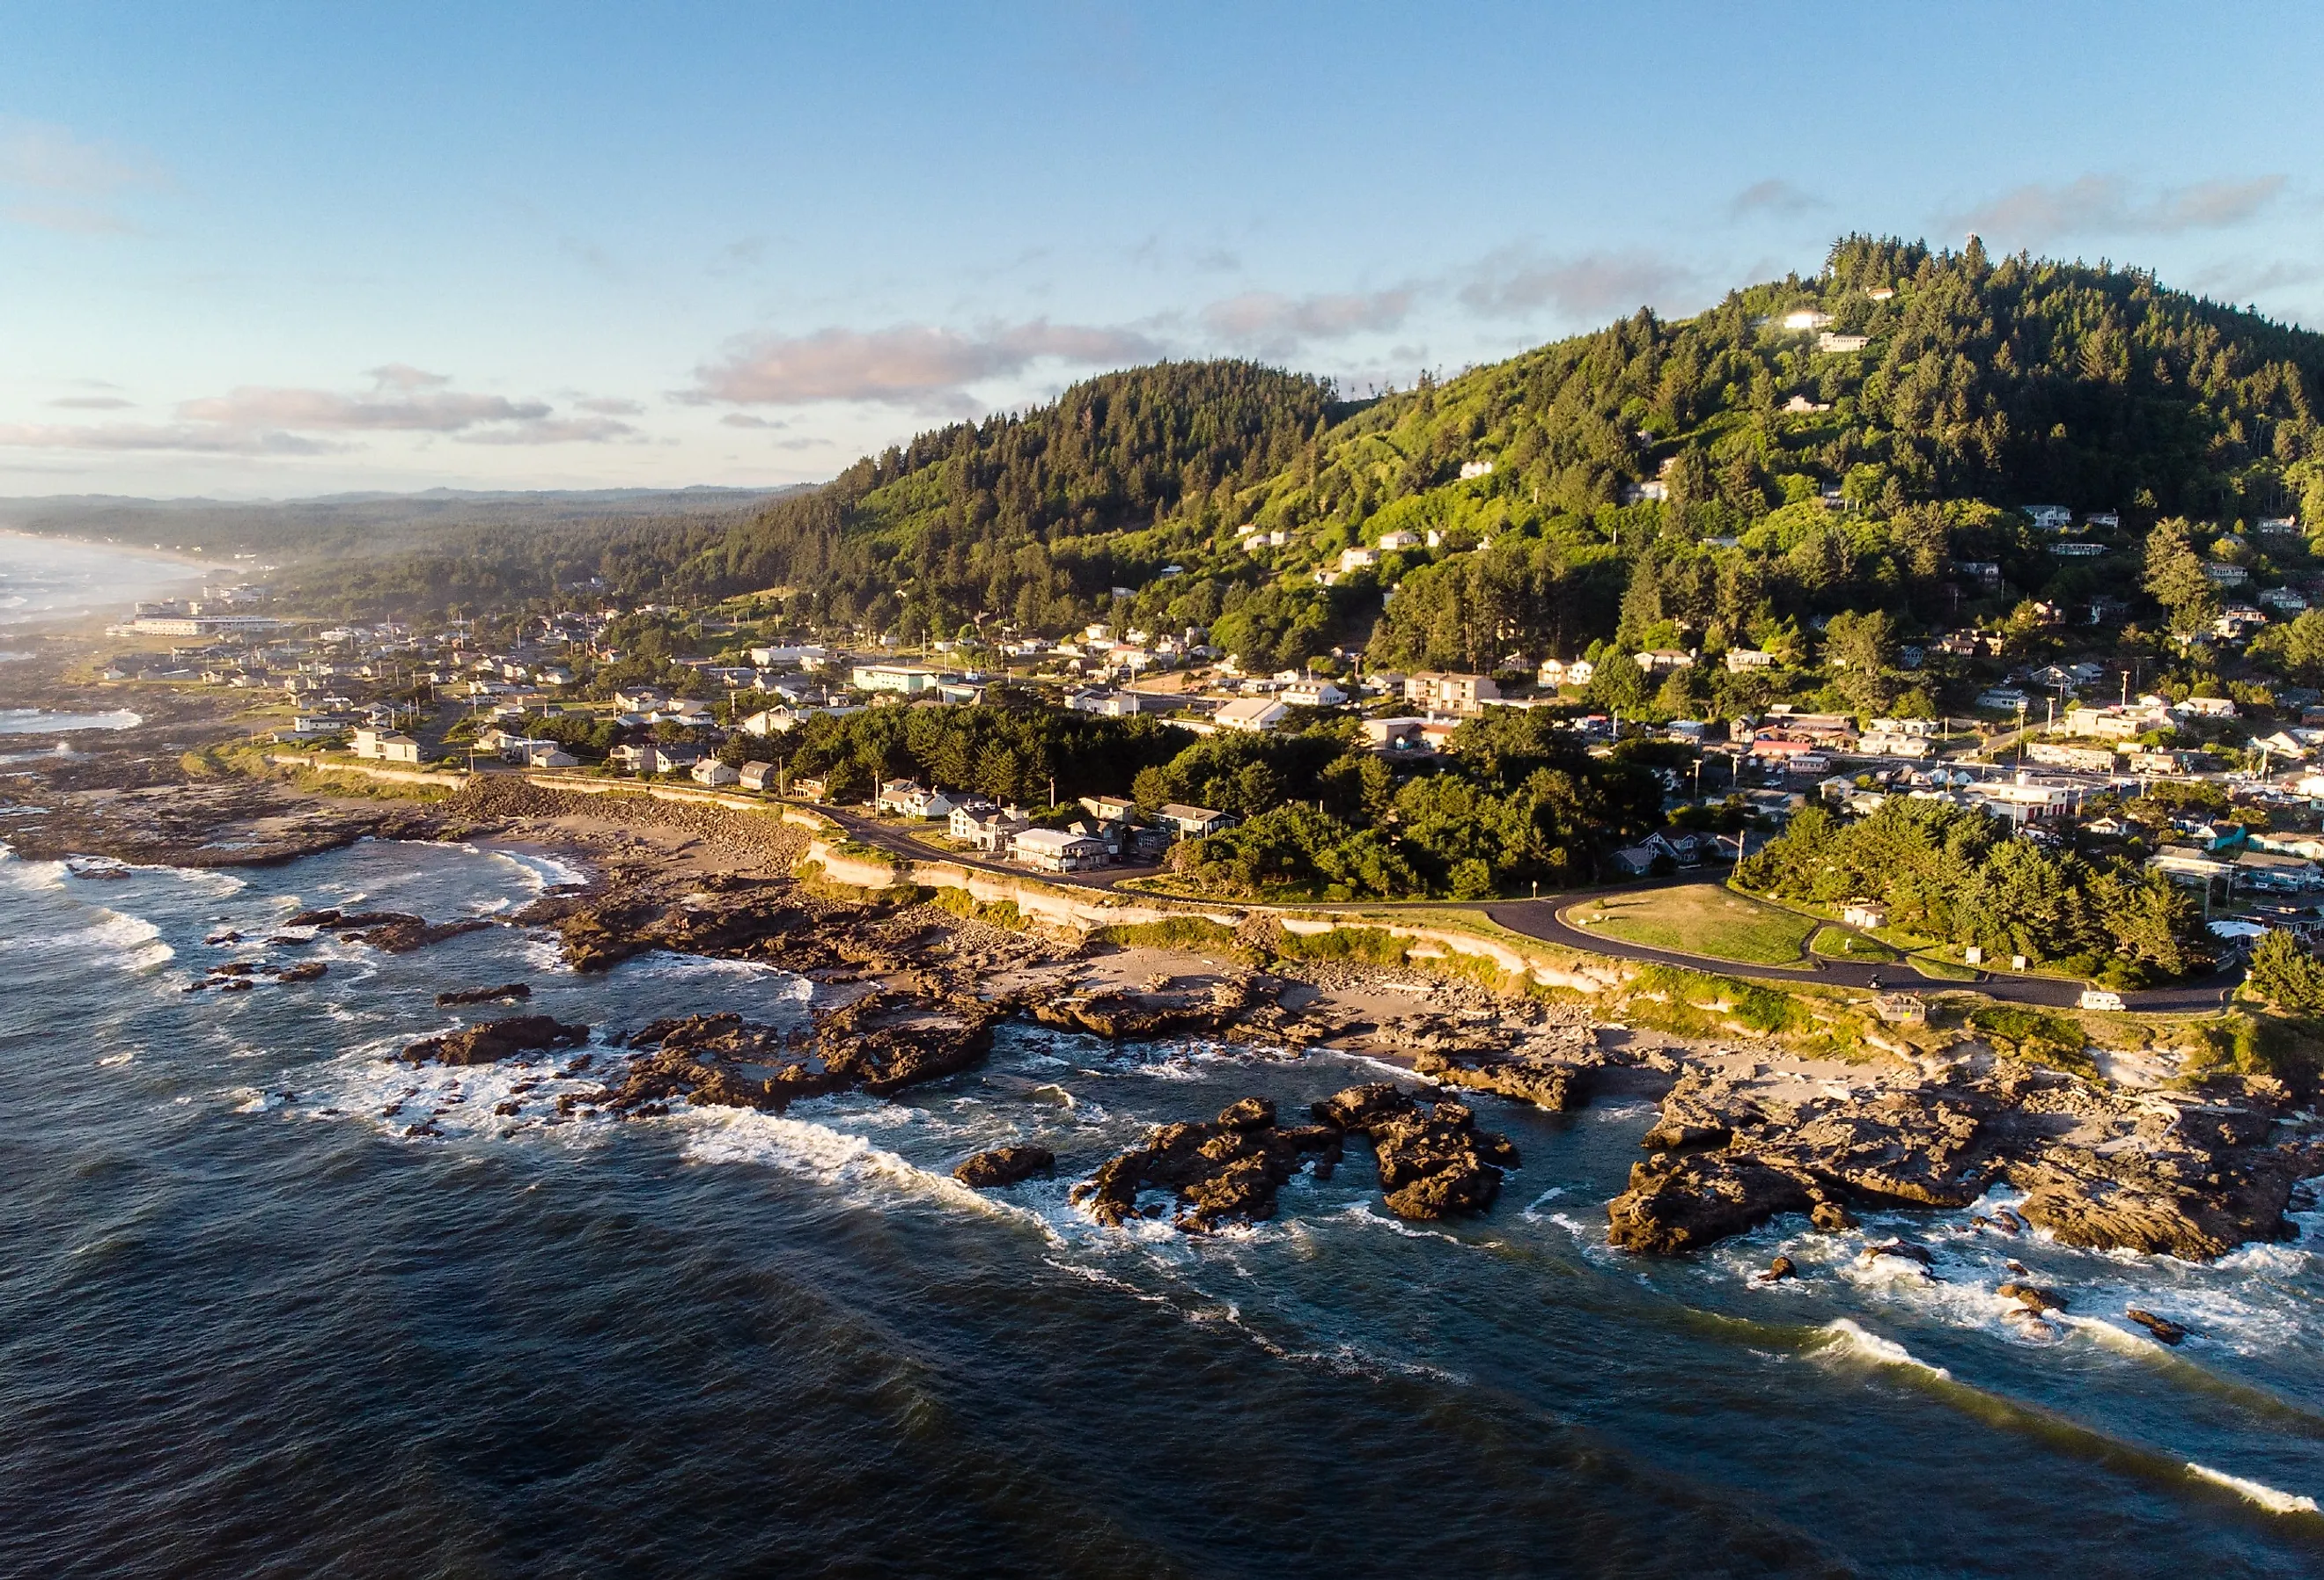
[0,1,2318,497]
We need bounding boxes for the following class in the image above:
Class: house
[2261,586,2310,614]
[2048,540,2108,557]
[1781,309,1833,331]
[2237,850,2324,893]
[524,743,577,769]
[1633,649,1695,674]
[1956,561,2004,590]
[2203,562,2251,588]
[611,688,666,713]
[2214,607,2269,642]
[691,759,740,787]
[951,804,1028,854]
[946,797,1000,840]
[1282,678,1348,709]
[2151,845,2237,889]
[1975,687,2029,712]
[349,727,423,765]
[851,664,956,695]
[1403,672,1502,714]
[1858,731,1934,759]
[1816,331,1870,353]
[1011,827,1107,872]
[2027,742,2117,772]
[875,780,959,819]
[609,743,691,775]
[1537,657,1594,688]
[1337,547,1380,573]
[1842,901,1888,930]
[1725,648,1776,672]
[1375,529,1423,551]
[1158,803,1231,838]
[1457,459,1495,480]
[739,761,778,791]
[1078,795,1137,825]
[791,775,829,802]
[1364,717,1430,753]
[2255,517,2302,536]
[1215,696,1291,732]
[2084,511,2122,531]
[2177,694,2239,719]
[1976,776,2076,824]
[2024,505,2074,533]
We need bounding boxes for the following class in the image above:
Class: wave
[0,906,171,968]
[0,706,142,735]
[678,1106,1016,1218]
[2185,1462,2320,1516]
[1813,1318,1953,1379]
[492,848,591,891]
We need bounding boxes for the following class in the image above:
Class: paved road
[1482,878,2244,1013]
[815,812,2243,1011]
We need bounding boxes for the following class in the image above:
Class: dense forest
[670,234,2324,675]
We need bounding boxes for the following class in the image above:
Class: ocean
[0,532,202,633]
[2,834,2322,1578]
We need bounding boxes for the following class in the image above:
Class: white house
[1724,648,1776,672]
[524,743,577,769]
[1158,803,1231,838]
[1215,696,1291,732]
[1011,827,1107,872]
[1282,678,1347,708]
[691,758,740,787]
[739,761,778,791]
[1337,547,1380,573]
[1375,529,1423,552]
[876,781,959,819]
[1782,309,1833,331]
[1404,672,1502,713]
[1633,649,1695,674]
[1537,657,1593,689]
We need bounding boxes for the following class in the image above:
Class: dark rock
[1998,1281,2066,1312]
[1863,1238,1934,1268]
[953,1146,1055,1188]
[2125,1307,2188,1345]
[345,915,491,953]
[493,1100,522,1117]
[1074,1099,1342,1231]
[1607,1154,1817,1255]
[209,961,257,977]
[437,981,531,1007]
[271,961,327,983]
[1411,1047,1595,1113]
[1811,1201,1857,1232]
[1313,1083,1519,1221]
[1759,1254,1798,1283]
[283,908,342,927]
[399,1015,591,1066]
[204,930,243,945]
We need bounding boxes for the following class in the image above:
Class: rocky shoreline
[7,711,2321,1260]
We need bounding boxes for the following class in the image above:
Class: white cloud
[459,415,642,445]
[575,395,644,415]
[48,395,134,410]
[1458,246,1699,320]
[0,422,336,456]
[175,386,553,431]
[366,364,452,392]
[1729,179,1820,218]
[686,320,1162,407]
[0,119,150,190]
[1198,288,1412,356]
[1949,174,2287,241]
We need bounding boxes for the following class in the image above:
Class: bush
[1968,1004,2092,1075]
[1092,916,1240,951]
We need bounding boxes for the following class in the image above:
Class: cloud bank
[687,320,1163,408]
[1949,173,2286,241]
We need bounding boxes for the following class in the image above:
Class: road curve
[1481,883,2241,1014]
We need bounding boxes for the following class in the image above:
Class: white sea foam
[1816,1318,1952,1379]
[2185,1462,2320,1515]
[0,906,170,967]
[97,1050,134,1067]
[678,1106,1013,1217]
[493,849,590,890]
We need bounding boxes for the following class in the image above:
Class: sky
[0,0,2320,499]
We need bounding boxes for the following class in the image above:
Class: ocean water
[4,838,2323,1576]
[0,532,202,630]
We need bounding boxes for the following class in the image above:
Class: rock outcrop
[437,981,531,1007]
[401,1015,590,1066]
[954,1146,1055,1188]
[1607,1060,2313,1261]
[1313,1083,1520,1219]
[1071,1097,1343,1231]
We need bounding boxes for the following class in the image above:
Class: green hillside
[678,234,2324,680]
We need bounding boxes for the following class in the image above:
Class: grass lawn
[1569,884,1819,966]
[1907,953,1981,981]
[1810,925,1899,963]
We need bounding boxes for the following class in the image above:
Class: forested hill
[665,235,2324,675]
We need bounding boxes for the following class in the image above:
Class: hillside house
[1158,804,1231,838]
[876,781,958,819]
[1403,672,1501,714]
[1633,649,1695,674]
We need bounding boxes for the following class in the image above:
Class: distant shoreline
[0,527,234,577]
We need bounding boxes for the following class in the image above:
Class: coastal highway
[1481,880,2245,1014]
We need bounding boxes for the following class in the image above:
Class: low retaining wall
[1276,912,1619,993]
[268,753,469,789]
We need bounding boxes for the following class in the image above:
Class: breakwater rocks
[285,908,492,953]
[953,1146,1055,1188]
[1606,1059,2315,1261]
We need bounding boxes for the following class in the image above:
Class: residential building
[1078,794,1136,824]
[1781,309,1833,331]
[1337,547,1380,574]
[1633,649,1695,674]
[349,727,422,765]
[851,664,956,695]
[2255,517,2302,536]
[1158,804,1231,838]
[1842,902,1888,930]
[1215,696,1291,732]
[1364,718,1430,753]
[1457,459,1495,480]
[1816,331,1870,353]
[1975,687,2029,711]
[1537,657,1593,688]
[2024,505,2074,532]
[1375,530,1423,552]
[739,761,778,791]
[524,743,577,769]
[791,775,829,802]
[2202,562,2251,588]
[1011,827,1107,872]
[1403,672,1502,714]
[1282,678,1347,709]
[876,780,958,819]
[691,759,740,787]
[1975,775,2076,824]
[2027,742,2117,772]
[1724,648,1776,672]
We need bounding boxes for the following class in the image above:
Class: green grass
[1570,885,1818,966]
[1810,925,1899,963]
[1907,952,1980,981]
